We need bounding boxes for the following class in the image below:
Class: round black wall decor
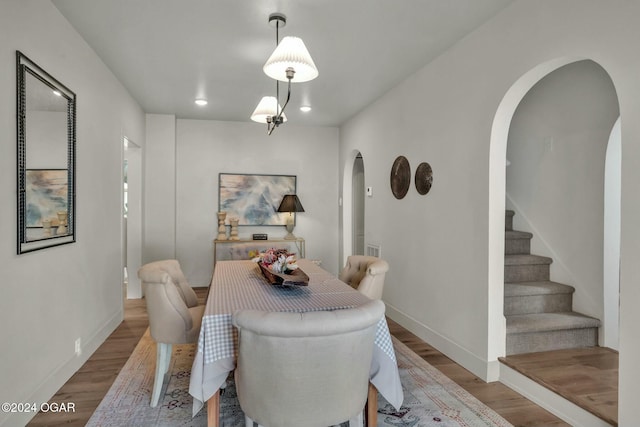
[415,162,433,195]
[390,156,411,199]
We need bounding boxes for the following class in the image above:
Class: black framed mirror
[17,51,76,254]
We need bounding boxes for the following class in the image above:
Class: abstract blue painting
[219,173,296,225]
[25,169,68,228]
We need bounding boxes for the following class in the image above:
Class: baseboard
[2,309,123,427]
[499,363,613,427]
[385,302,499,382]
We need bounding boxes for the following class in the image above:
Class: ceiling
[51,0,513,127]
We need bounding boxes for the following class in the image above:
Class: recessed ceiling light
[195,99,208,106]
[299,105,311,112]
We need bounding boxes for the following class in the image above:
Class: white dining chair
[138,261,205,407]
[232,299,385,427]
[339,255,389,300]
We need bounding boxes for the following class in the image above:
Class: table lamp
[277,194,304,239]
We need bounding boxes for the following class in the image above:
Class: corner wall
[0,2,145,425]
[339,1,640,422]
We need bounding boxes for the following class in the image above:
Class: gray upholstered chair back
[137,261,205,407]
[339,255,389,300]
[141,259,199,308]
[232,299,385,427]
[138,262,203,345]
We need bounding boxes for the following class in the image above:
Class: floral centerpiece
[252,248,308,286]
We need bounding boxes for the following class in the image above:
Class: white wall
[604,119,621,350]
[143,114,177,263]
[144,118,340,286]
[0,2,145,426]
[339,0,640,422]
[506,60,619,329]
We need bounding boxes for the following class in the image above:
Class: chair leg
[163,343,172,373]
[348,411,364,427]
[150,342,171,407]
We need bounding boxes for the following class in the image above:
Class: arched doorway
[506,59,619,346]
[342,149,366,264]
[488,56,620,361]
[352,153,365,255]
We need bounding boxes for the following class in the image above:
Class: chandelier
[250,13,318,135]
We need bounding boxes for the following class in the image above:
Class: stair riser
[506,328,598,355]
[504,294,573,316]
[505,265,550,282]
[505,238,531,255]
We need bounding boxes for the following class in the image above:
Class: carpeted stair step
[504,254,552,283]
[504,281,575,315]
[505,210,515,231]
[505,230,533,255]
[506,312,600,355]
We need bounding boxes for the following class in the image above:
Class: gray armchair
[232,299,385,427]
[138,260,204,407]
[339,255,389,300]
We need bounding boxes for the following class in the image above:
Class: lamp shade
[250,96,287,123]
[277,194,305,213]
[263,36,319,83]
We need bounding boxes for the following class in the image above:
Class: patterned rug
[87,329,512,427]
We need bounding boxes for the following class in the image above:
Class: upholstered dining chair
[141,259,200,308]
[232,299,385,427]
[339,255,389,300]
[138,260,205,407]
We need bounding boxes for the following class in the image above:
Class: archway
[342,149,365,265]
[487,56,620,363]
[352,153,365,255]
[506,59,619,348]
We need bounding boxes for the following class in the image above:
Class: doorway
[122,137,142,299]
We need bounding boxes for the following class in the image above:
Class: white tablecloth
[189,259,404,416]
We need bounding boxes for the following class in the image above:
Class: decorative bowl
[258,263,309,287]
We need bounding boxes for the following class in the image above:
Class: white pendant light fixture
[251,13,318,135]
[263,36,318,83]
[250,96,287,123]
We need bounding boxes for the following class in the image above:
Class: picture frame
[24,169,69,240]
[218,173,297,226]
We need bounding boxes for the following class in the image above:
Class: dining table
[189,258,404,426]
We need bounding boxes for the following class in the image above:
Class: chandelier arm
[268,78,291,135]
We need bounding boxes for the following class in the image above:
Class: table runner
[189,259,404,417]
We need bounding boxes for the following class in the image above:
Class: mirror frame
[17,51,76,254]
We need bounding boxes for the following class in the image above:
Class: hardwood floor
[27,296,153,427]
[386,318,569,427]
[28,288,613,427]
[500,347,618,426]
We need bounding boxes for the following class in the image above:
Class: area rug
[87,329,512,427]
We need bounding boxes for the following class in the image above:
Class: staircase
[504,210,600,355]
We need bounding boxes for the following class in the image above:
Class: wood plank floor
[27,296,153,427]
[499,347,618,426]
[27,287,613,427]
[386,318,569,427]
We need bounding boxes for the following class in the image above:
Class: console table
[213,237,305,267]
